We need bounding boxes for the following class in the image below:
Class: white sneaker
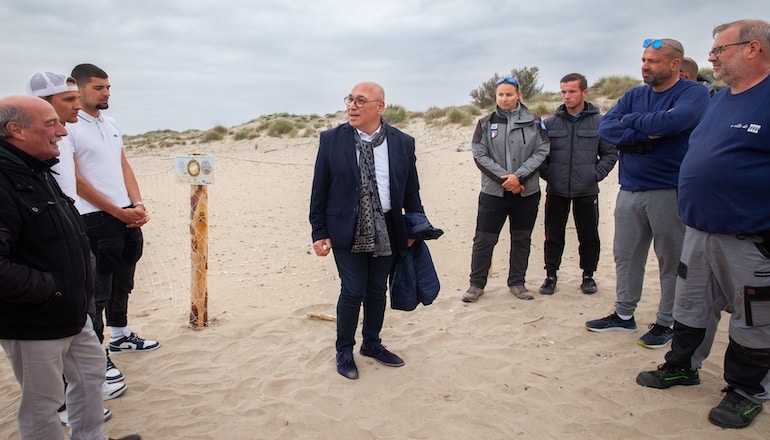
[58,407,112,427]
[106,349,124,383]
[103,381,127,400]
[109,332,161,354]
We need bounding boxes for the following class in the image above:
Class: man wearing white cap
[27,72,128,425]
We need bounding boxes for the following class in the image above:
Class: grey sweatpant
[613,189,684,326]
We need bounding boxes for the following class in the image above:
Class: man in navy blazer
[310,81,424,380]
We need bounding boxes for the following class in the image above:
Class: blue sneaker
[586,312,637,332]
[637,323,674,348]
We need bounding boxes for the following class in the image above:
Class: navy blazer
[309,122,423,256]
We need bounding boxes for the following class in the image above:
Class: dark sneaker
[586,312,637,332]
[638,323,674,349]
[360,344,405,367]
[462,286,484,303]
[580,276,598,294]
[109,333,160,354]
[106,349,123,383]
[539,277,557,295]
[108,435,142,440]
[336,351,359,380]
[636,363,700,389]
[708,388,763,429]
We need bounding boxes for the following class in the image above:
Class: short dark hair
[71,63,108,86]
[560,73,588,91]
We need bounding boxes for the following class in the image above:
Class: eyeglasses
[344,95,383,109]
[708,41,751,58]
[495,77,519,86]
[643,39,683,53]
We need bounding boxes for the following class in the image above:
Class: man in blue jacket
[310,82,424,380]
[585,39,709,349]
[637,19,770,430]
[539,73,617,296]
[0,96,140,440]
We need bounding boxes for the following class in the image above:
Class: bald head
[0,95,66,160]
[353,81,385,102]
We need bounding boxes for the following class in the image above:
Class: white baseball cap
[27,71,79,97]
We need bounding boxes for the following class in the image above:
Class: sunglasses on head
[495,77,519,86]
[643,39,683,53]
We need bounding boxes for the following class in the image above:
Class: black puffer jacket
[0,140,92,340]
[540,102,617,197]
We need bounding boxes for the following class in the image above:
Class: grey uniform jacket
[472,103,550,198]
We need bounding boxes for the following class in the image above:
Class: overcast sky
[2,0,764,134]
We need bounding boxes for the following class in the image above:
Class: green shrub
[383,104,407,124]
[233,128,256,141]
[591,75,641,99]
[267,119,295,137]
[201,130,225,142]
[446,107,472,125]
[423,107,446,121]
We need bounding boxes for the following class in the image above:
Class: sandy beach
[1,116,767,439]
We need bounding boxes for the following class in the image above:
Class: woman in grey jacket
[462,77,550,302]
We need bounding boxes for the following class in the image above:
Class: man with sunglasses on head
[310,82,425,380]
[585,39,709,349]
[637,19,770,429]
[462,76,550,303]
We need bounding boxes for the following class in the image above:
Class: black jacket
[540,102,617,198]
[0,140,93,340]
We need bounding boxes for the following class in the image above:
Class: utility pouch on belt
[755,230,770,258]
[744,285,770,326]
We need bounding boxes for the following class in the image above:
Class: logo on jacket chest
[490,123,499,139]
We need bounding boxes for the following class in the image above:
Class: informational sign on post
[174,154,214,185]
[174,154,213,328]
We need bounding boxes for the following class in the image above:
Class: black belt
[81,211,105,219]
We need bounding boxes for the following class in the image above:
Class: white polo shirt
[66,110,131,214]
[51,136,78,204]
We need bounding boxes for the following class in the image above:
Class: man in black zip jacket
[538,73,617,295]
[0,95,140,440]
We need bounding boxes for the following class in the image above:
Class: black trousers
[542,194,600,274]
[82,211,143,344]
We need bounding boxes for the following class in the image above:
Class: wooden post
[189,184,208,327]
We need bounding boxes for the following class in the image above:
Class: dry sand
[1,117,767,439]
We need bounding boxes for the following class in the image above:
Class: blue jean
[82,212,143,343]
[332,248,396,353]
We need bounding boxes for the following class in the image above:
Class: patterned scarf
[351,123,392,256]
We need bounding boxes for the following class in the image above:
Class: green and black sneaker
[708,388,763,429]
[636,363,700,389]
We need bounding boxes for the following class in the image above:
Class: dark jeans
[82,212,143,344]
[469,191,540,288]
[543,194,600,273]
[332,248,396,353]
